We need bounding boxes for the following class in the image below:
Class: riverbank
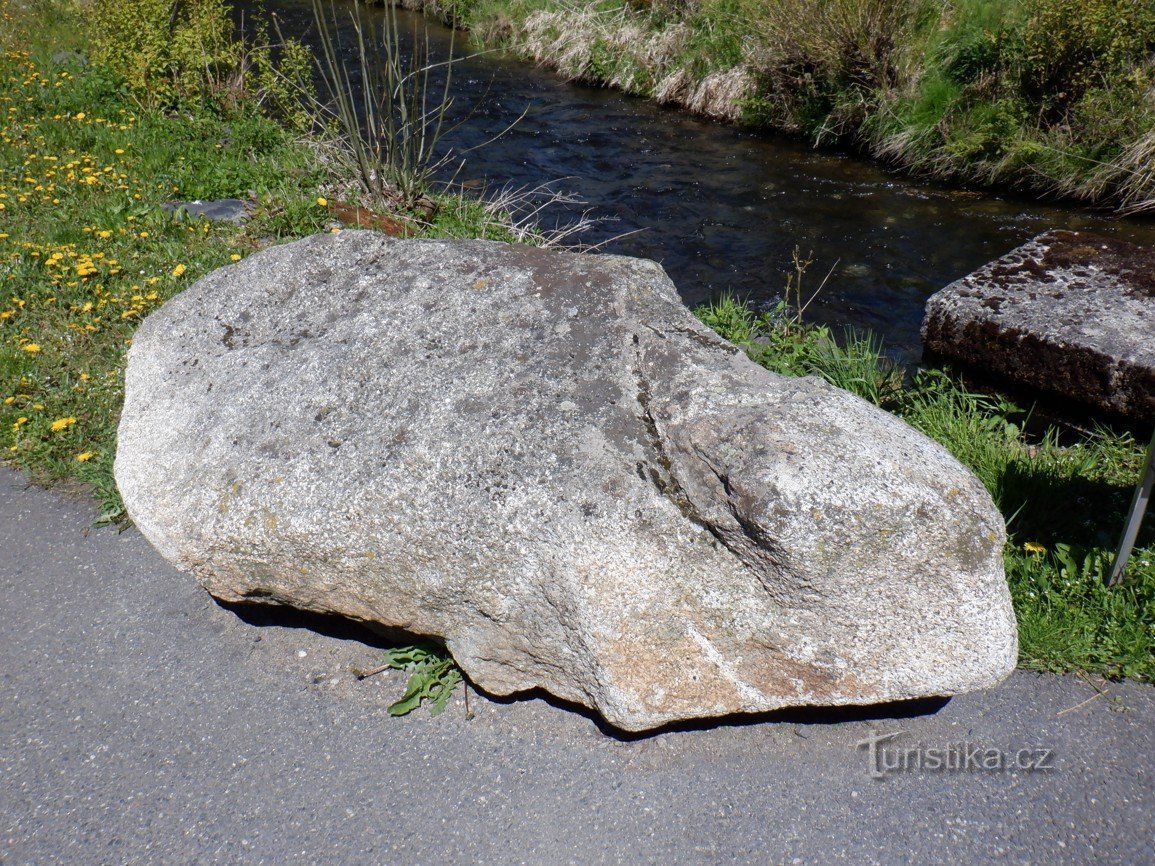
[1,0,1152,687]
[407,0,1155,213]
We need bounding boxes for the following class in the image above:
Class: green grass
[0,0,522,524]
[696,294,1155,681]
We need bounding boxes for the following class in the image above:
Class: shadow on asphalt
[217,598,952,740]
[217,599,424,649]
[478,687,952,741]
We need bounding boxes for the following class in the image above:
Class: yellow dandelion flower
[1023,541,1046,555]
[49,416,76,432]
[2,396,12,404]
[21,342,39,353]
[76,451,93,462]
[74,112,85,120]
[171,264,186,277]
[230,254,241,262]
[316,196,328,207]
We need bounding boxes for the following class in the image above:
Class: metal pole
[1108,427,1155,586]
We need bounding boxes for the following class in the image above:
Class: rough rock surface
[922,230,1155,419]
[116,231,1017,731]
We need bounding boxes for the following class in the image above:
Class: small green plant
[380,643,464,716]
[694,291,901,405]
[781,246,817,327]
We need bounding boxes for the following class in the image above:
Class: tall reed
[312,0,457,214]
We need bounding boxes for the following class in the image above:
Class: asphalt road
[2,468,1153,864]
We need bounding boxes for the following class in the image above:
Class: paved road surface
[2,469,1152,864]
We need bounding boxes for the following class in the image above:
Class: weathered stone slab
[162,198,252,223]
[116,231,1017,731]
[922,230,1155,419]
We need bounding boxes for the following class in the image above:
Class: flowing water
[265,0,1155,359]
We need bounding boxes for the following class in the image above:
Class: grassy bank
[696,295,1154,682]
[414,0,1155,213]
[0,0,519,523]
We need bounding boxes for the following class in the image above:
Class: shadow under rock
[475,685,952,741]
[215,600,952,738]
[217,599,419,650]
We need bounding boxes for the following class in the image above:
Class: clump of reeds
[311,0,457,215]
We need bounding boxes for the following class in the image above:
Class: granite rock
[922,230,1155,419]
[116,231,1017,731]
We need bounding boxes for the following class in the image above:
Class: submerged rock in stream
[116,231,1016,731]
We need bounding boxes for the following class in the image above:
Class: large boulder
[116,231,1017,731]
[922,230,1155,419]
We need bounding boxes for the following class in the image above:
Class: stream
[263,0,1155,360]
